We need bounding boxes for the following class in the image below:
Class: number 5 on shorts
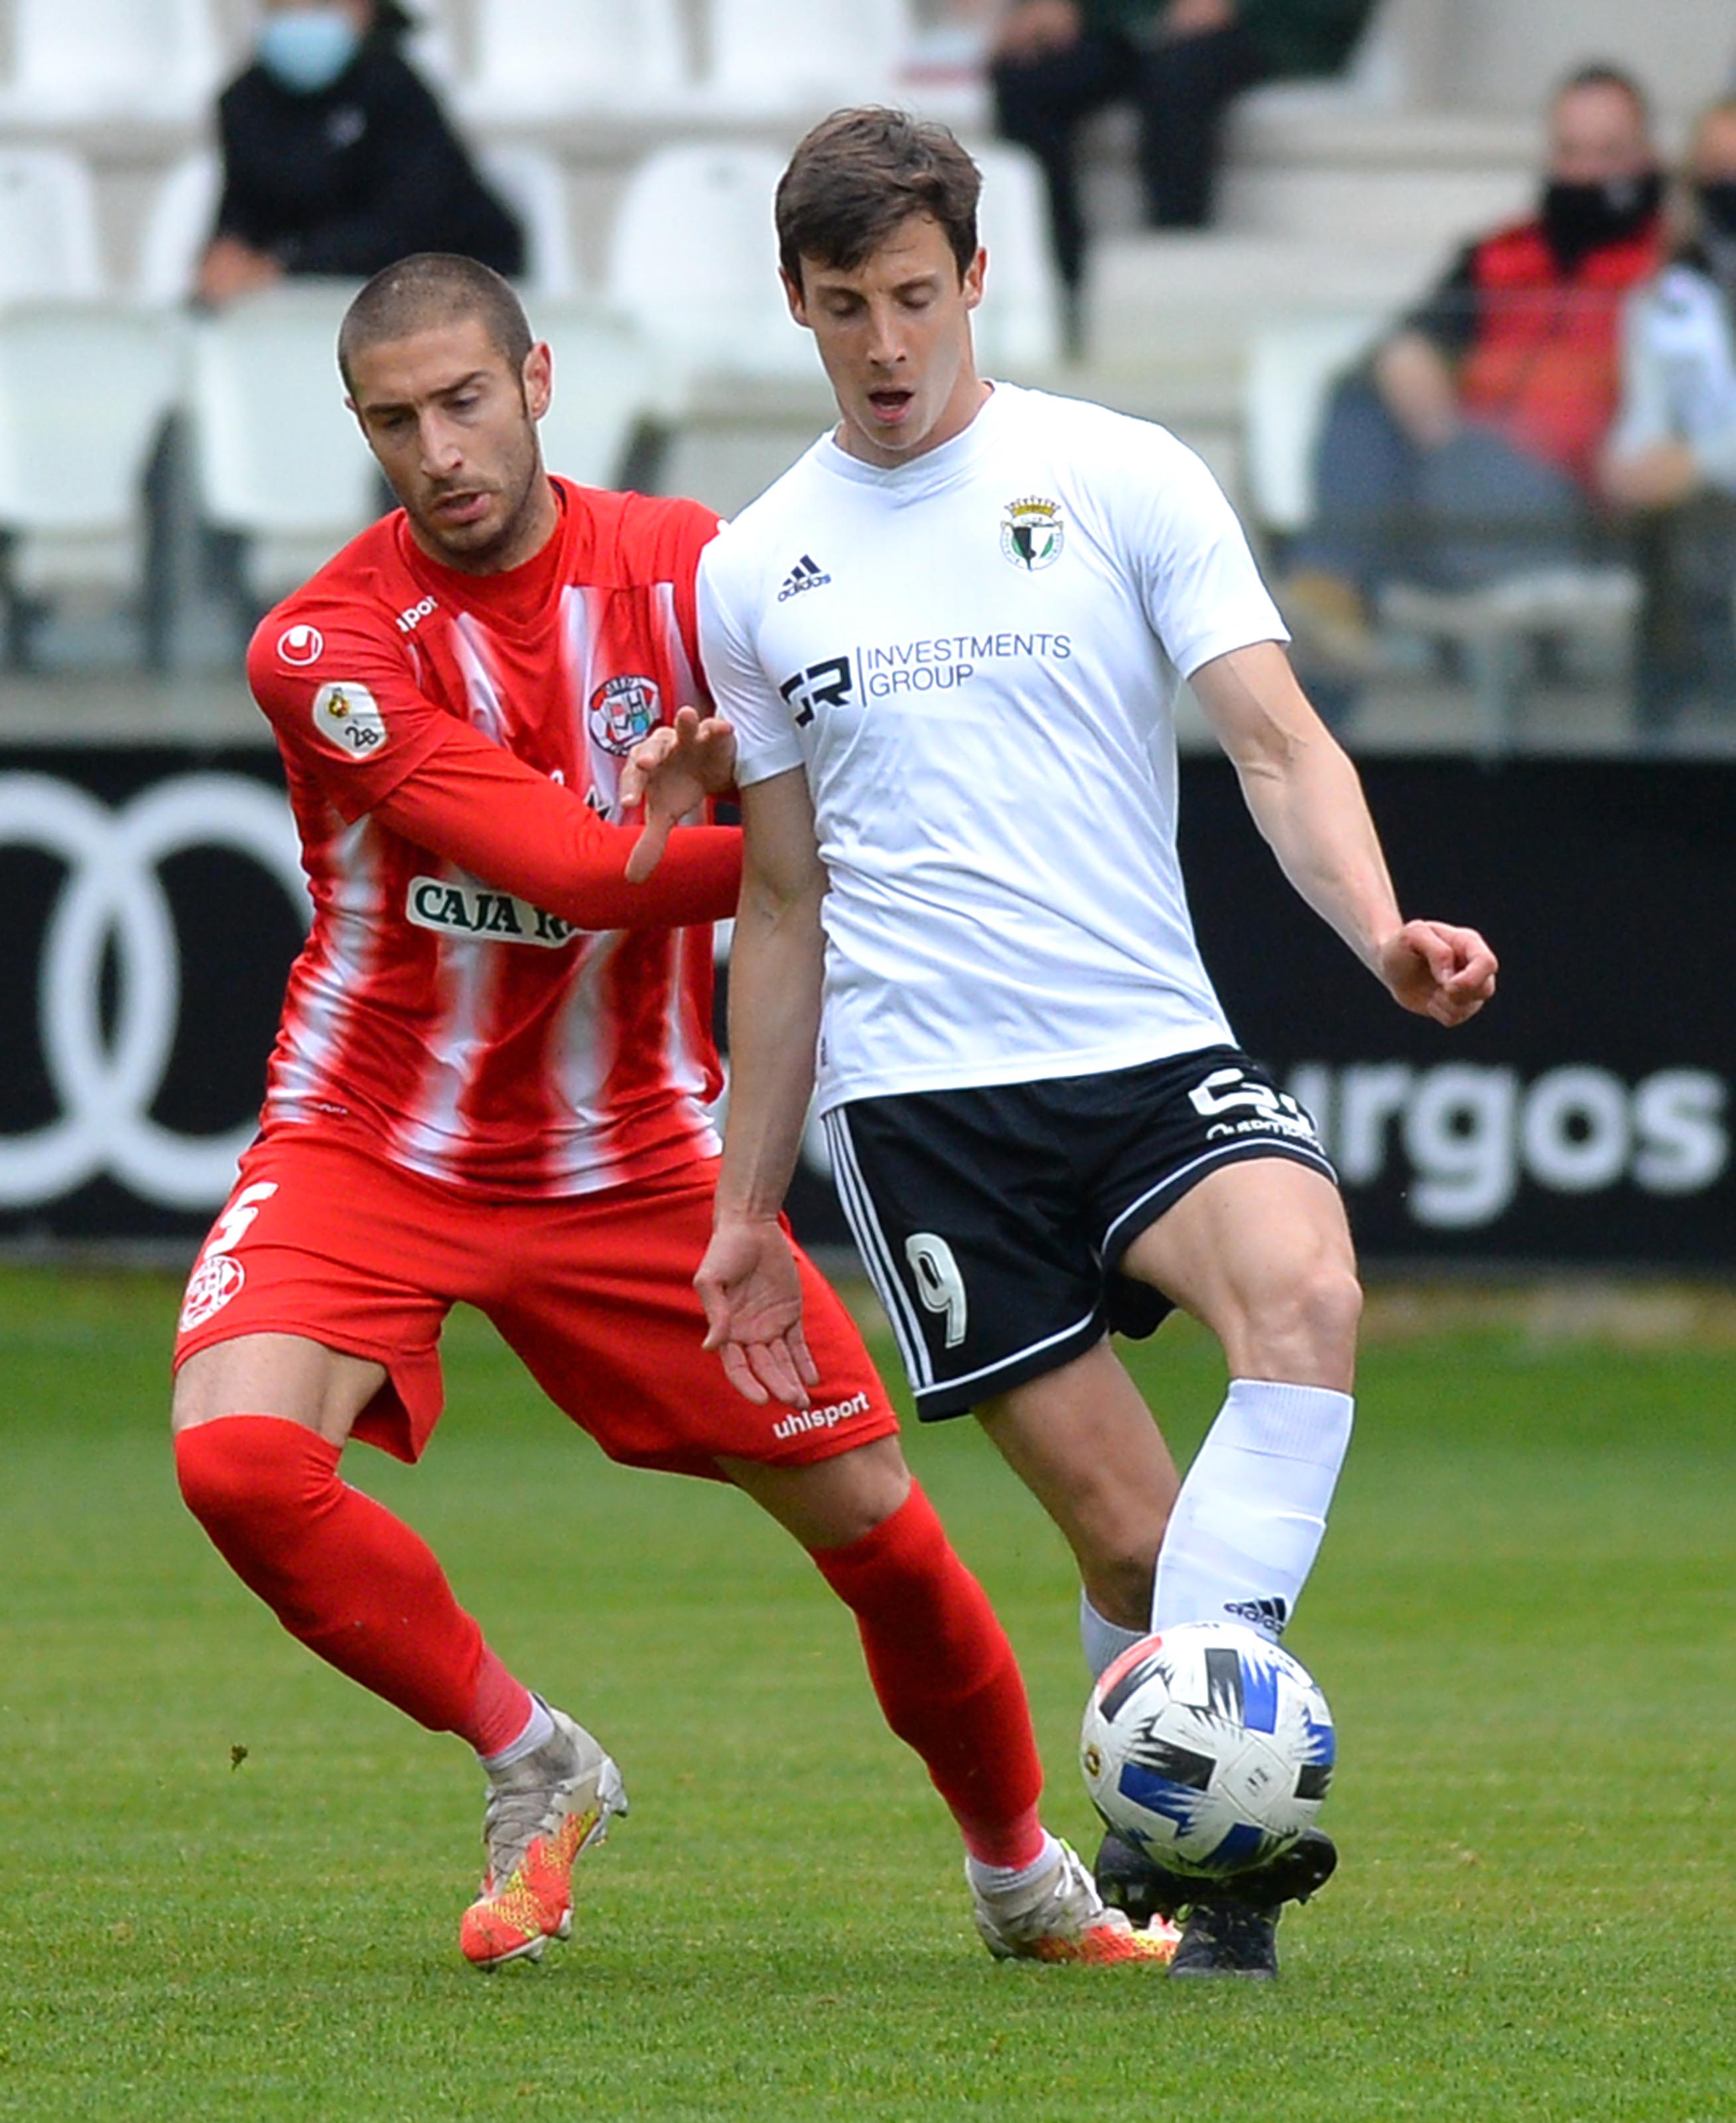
[905,1232,968,1349]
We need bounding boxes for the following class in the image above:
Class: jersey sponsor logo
[770,1389,872,1441]
[1000,494,1065,571]
[312,681,387,759]
[395,596,438,635]
[779,654,854,727]
[777,553,833,602]
[277,623,324,666]
[406,875,578,949]
[588,673,662,756]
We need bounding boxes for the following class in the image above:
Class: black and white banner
[3,748,1729,1263]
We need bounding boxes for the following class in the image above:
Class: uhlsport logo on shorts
[588,674,661,756]
[771,1390,872,1442]
[1000,495,1065,571]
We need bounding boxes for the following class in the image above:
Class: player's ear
[962,245,986,314]
[522,341,553,421]
[781,267,811,330]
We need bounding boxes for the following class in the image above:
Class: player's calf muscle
[172,1332,384,1443]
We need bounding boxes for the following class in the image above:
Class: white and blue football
[1080,1620,1335,1877]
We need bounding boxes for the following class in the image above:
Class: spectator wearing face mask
[1601,98,1736,741]
[1276,64,1664,680]
[197,0,524,306]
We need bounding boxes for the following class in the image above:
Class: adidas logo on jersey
[777,554,832,602]
[1225,1596,1291,1638]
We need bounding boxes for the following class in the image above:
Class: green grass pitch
[1,1267,1731,2122]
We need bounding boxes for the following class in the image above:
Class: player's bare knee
[1240,1256,1361,1381]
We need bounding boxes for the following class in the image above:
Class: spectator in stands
[990,0,1377,342]
[1278,65,1663,681]
[198,1,523,305]
[1601,98,1736,742]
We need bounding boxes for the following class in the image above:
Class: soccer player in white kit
[629,108,1497,1975]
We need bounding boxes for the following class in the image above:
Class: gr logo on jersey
[1000,495,1065,571]
[588,673,662,756]
[312,681,387,759]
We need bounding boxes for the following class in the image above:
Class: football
[1080,1620,1335,1877]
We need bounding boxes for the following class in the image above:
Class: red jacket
[1451,218,1662,486]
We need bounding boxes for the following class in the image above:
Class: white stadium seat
[702,0,911,111]
[479,145,579,299]
[464,0,689,119]
[971,143,1064,376]
[188,285,381,606]
[1244,314,1383,536]
[533,305,663,490]
[604,145,809,395]
[136,151,223,310]
[0,0,223,120]
[0,149,105,303]
[0,304,186,602]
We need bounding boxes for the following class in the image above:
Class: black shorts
[822,1046,1335,1421]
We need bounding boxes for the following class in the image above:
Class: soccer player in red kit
[169,253,1173,1971]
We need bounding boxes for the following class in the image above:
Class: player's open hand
[622,707,737,884]
[694,1217,819,1408]
[1377,919,1498,1026]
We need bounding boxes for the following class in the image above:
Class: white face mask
[257,6,362,94]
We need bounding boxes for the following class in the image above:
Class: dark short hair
[1554,62,1652,129]
[775,107,981,290]
[338,252,533,392]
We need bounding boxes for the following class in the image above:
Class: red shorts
[172,1134,899,1479]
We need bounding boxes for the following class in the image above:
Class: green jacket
[1079,0,1377,80]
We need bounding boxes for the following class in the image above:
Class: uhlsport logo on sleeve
[312,681,387,759]
[1000,496,1065,571]
[588,673,662,756]
[277,623,324,666]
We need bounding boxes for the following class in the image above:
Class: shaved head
[338,252,532,393]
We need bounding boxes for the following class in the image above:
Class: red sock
[174,1414,533,1755]
[811,1482,1045,1868]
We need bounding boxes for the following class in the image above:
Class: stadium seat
[1244,314,1384,537]
[701,0,912,111]
[533,304,665,490]
[0,0,223,120]
[462,0,689,119]
[480,145,579,300]
[136,151,222,310]
[187,285,381,609]
[604,145,810,397]
[0,304,186,659]
[971,143,1065,376]
[0,149,105,303]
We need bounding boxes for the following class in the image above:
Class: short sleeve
[247,592,456,821]
[697,537,805,788]
[1120,429,1288,679]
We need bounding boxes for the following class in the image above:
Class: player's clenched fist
[1376,919,1498,1027]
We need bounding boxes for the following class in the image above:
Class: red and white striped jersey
[247,478,733,1199]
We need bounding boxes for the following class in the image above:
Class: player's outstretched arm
[620,707,738,885]
[1191,641,1497,1026]
[694,768,828,1406]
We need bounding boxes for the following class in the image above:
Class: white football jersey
[699,382,1288,1114]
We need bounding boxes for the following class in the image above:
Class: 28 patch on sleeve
[312,681,388,759]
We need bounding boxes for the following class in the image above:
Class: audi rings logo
[0,773,308,1211]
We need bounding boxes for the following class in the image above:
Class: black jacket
[212,30,524,279]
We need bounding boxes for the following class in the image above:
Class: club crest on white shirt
[1000,495,1065,571]
[312,681,387,758]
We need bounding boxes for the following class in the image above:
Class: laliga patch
[588,673,662,756]
[277,622,324,666]
[1000,495,1065,571]
[179,1253,246,1334]
[312,681,387,760]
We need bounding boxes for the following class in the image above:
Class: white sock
[478,1694,555,1773]
[967,1830,1061,1898]
[1150,1378,1354,1639]
[1081,1592,1146,1680]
